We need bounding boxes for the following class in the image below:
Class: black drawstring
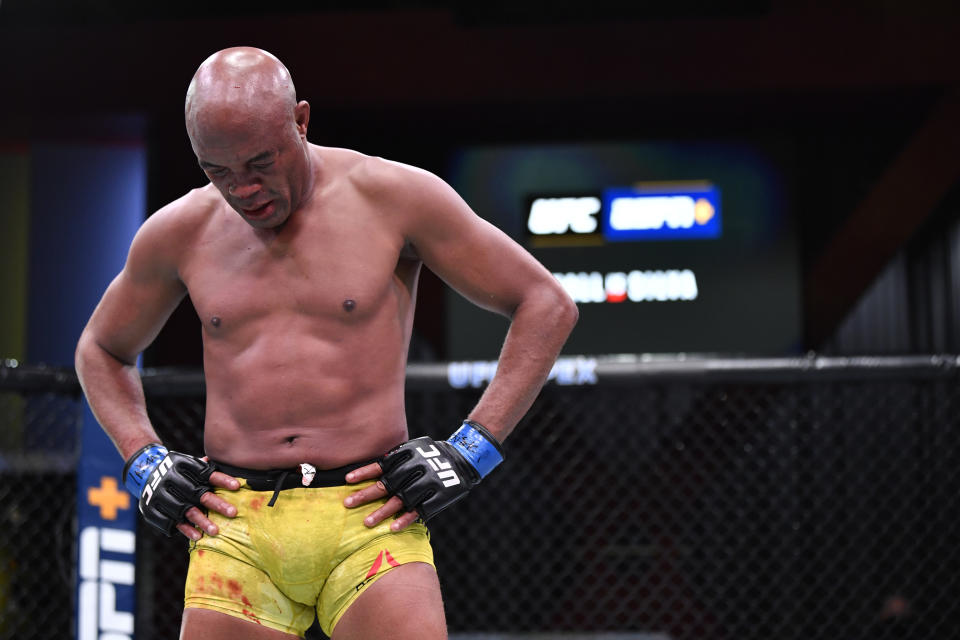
[267,470,290,507]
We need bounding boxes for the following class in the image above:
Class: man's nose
[229,182,261,199]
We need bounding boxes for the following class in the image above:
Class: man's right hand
[123,444,239,539]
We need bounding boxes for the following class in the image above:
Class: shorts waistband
[212,459,376,492]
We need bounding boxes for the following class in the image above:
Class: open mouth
[241,201,275,218]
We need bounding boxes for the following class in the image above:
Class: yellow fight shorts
[183,460,434,637]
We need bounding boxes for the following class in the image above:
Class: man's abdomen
[199,328,411,469]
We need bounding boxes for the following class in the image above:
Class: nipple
[211,316,222,328]
[343,299,356,312]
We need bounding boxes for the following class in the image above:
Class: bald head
[185,47,298,140]
[183,47,314,229]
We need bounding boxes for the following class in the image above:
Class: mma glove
[379,420,504,521]
[122,444,216,536]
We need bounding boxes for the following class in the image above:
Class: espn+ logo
[607,192,717,235]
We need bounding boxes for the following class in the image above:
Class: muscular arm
[345,161,577,528]
[75,210,188,458]
[75,203,238,539]
[398,167,579,441]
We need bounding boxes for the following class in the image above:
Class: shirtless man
[74,47,577,640]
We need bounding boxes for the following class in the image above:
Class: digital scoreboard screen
[444,141,800,358]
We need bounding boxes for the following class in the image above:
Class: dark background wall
[2,0,959,365]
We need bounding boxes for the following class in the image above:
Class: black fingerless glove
[122,444,217,536]
[379,420,504,521]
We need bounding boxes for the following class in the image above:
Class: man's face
[189,106,306,229]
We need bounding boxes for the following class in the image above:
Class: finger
[176,521,203,541]
[362,495,407,528]
[209,470,240,490]
[200,490,238,518]
[388,510,421,532]
[345,462,383,484]
[343,480,389,509]
[184,505,220,537]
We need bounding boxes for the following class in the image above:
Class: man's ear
[295,100,310,137]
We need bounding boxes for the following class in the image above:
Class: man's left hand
[343,462,421,531]
[343,422,504,530]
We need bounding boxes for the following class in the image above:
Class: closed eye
[199,160,228,177]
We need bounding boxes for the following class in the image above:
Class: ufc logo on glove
[123,444,217,536]
[415,444,461,488]
[379,421,505,520]
[142,456,174,505]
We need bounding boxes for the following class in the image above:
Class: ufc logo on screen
[142,456,172,504]
[527,196,601,235]
[416,445,461,488]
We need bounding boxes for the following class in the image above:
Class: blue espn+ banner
[601,183,721,241]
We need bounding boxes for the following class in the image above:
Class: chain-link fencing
[0,363,82,640]
[2,356,959,639]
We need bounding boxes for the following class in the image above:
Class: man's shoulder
[132,185,222,260]
[314,146,453,234]
[320,146,433,195]
[159,184,221,220]
[145,185,221,235]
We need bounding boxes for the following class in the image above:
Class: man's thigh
[180,607,301,640]
[331,562,447,640]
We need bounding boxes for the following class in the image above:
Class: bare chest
[181,211,408,330]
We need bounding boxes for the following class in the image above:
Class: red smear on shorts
[197,550,205,557]
[198,572,260,624]
[232,582,261,624]
[249,497,265,511]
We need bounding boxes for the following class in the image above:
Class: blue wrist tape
[447,421,504,478]
[123,443,169,497]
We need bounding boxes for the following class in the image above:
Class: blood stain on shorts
[226,579,262,624]
[242,607,263,625]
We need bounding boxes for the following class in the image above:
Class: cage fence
[1,356,958,640]
[0,364,81,640]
